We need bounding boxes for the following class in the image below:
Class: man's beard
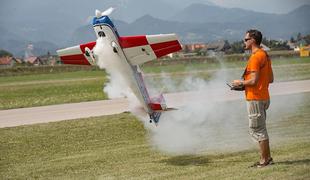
[243,44,250,50]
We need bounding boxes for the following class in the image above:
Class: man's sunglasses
[244,38,252,42]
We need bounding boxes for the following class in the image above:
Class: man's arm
[232,71,259,87]
[269,67,274,83]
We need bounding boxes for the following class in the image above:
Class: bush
[0,49,13,57]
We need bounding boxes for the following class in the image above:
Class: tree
[0,49,13,57]
[304,34,310,45]
[230,41,244,54]
[262,38,290,50]
[183,45,190,53]
[297,32,302,41]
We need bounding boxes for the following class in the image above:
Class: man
[232,29,274,168]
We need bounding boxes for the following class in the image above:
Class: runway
[1,80,310,128]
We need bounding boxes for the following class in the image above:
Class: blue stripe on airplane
[92,16,120,37]
[92,16,114,28]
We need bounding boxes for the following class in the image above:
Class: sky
[208,0,310,14]
[1,0,310,16]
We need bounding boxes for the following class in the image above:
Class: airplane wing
[57,41,97,65]
[119,34,182,65]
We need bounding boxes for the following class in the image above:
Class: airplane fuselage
[92,16,153,115]
[57,10,181,124]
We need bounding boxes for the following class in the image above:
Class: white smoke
[93,40,306,155]
[143,66,252,155]
[25,44,35,59]
[93,37,133,99]
[92,41,252,154]
[142,58,306,155]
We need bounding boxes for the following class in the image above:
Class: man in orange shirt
[232,29,274,168]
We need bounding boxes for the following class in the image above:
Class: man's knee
[249,127,269,142]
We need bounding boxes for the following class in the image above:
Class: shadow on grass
[159,155,210,166]
[275,159,310,165]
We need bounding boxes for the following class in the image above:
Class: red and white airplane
[57,8,182,124]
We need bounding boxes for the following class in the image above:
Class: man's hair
[247,29,262,45]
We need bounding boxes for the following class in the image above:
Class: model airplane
[57,8,182,124]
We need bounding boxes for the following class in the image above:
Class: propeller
[95,7,114,18]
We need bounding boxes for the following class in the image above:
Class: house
[24,56,43,65]
[260,43,270,51]
[287,41,298,50]
[183,43,207,52]
[206,40,231,52]
[14,58,23,64]
[287,41,304,52]
[300,45,310,57]
[0,56,14,68]
[197,40,231,56]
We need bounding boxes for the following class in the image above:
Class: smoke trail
[92,41,252,154]
[144,64,251,155]
[143,58,307,155]
[93,37,143,113]
[25,44,35,59]
[93,37,133,99]
[93,40,307,155]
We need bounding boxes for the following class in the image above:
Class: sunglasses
[244,38,252,42]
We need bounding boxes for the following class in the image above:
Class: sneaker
[249,158,274,168]
[256,158,274,168]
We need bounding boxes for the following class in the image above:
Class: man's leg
[259,100,271,163]
[248,100,273,166]
[259,139,271,163]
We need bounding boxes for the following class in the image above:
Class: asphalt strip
[1,80,310,128]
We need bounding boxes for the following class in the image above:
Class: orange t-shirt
[244,49,272,100]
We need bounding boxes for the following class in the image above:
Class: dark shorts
[246,100,270,142]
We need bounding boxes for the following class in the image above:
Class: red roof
[0,56,12,65]
[25,56,40,64]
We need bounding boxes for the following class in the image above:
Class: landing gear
[113,47,118,53]
[111,41,118,53]
[149,112,161,124]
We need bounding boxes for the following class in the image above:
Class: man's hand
[232,80,243,87]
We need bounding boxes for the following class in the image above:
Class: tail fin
[149,94,167,111]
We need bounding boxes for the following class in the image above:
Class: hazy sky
[208,0,310,14]
[1,0,310,15]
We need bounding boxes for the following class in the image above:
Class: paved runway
[1,80,310,128]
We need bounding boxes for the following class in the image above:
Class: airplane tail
[148,94,177,124]
[149,94,167,111]
[149,111,161,124]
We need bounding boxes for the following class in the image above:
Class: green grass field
[1,92,309,179]
[141,56,310,73]
[1,56,310,179]
[0,71,108,109]
[0,56,309,110]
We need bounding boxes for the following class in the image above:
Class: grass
[141,56,310,73]
[0,70,106,84]
[0,71,108,109]
[0,56,309,110]
[1,92,310,179]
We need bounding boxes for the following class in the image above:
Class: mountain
[168,4,310,39]
[170,3,278,23]
[1,2,310,56]
[282,5,310,33]
[67,19,129,46]
[70,4,310,44]
[71,15,246,43]
[0,0,183,56]
[162,0,215,10]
